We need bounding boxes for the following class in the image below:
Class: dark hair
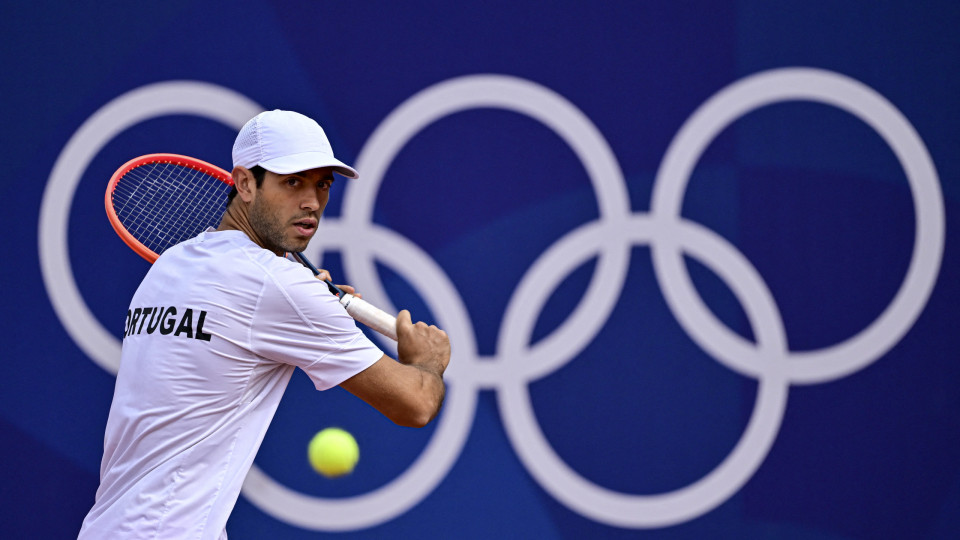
[226,165,267,204]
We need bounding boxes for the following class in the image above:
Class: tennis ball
[308,427,359,478]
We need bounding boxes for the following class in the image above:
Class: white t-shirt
[79,230,383,540]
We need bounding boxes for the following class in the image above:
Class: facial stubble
[248,196,311,254]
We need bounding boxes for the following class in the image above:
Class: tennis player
[79,110,450,539]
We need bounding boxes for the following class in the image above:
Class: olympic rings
[41,68,944,530]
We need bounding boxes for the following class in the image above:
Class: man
[79,110,451,539]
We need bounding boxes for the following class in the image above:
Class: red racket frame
[104,153,234,263]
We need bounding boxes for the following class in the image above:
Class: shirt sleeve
[248,262,384,390]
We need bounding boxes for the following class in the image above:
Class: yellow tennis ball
[308,427,359,478]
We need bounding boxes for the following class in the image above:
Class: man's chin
[282,238,311,254]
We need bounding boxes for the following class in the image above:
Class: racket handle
[339,294,398,341]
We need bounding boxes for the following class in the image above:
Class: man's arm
[339,310,450,427]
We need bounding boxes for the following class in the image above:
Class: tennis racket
[105,153,398,341]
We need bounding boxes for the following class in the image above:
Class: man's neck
[216,203,281,255]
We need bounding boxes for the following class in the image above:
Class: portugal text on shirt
[124,306,213,341]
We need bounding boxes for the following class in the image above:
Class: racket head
[105,153,234,263]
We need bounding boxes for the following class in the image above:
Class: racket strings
[112,162,232,256]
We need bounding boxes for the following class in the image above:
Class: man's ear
[232,166,256,203]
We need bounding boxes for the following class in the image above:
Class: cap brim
[259,152,359,179]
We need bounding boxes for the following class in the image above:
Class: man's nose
[301,191,320,211]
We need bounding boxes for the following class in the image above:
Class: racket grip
[339,294,398,341]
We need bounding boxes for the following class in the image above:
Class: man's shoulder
[154,231,306,289]
[167,230,279,269]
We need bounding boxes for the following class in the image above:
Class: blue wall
[3,1,959,538]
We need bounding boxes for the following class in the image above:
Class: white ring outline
[340,74,633,386]
[497,214,791,528]
[650,68,945,383]
[34,81,473,532]
[245,223,477,530]
[38,81,263,374]
[255,74,634,530]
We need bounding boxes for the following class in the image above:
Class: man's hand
[339,310,451,428]
[396,310,450,377]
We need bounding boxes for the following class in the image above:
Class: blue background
[3,1,959,538]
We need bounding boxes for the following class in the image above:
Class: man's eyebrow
[284,172,334,181]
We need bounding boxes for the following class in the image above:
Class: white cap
[232,110,359,178]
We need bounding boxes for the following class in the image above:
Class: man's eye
[286,178,300,186]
